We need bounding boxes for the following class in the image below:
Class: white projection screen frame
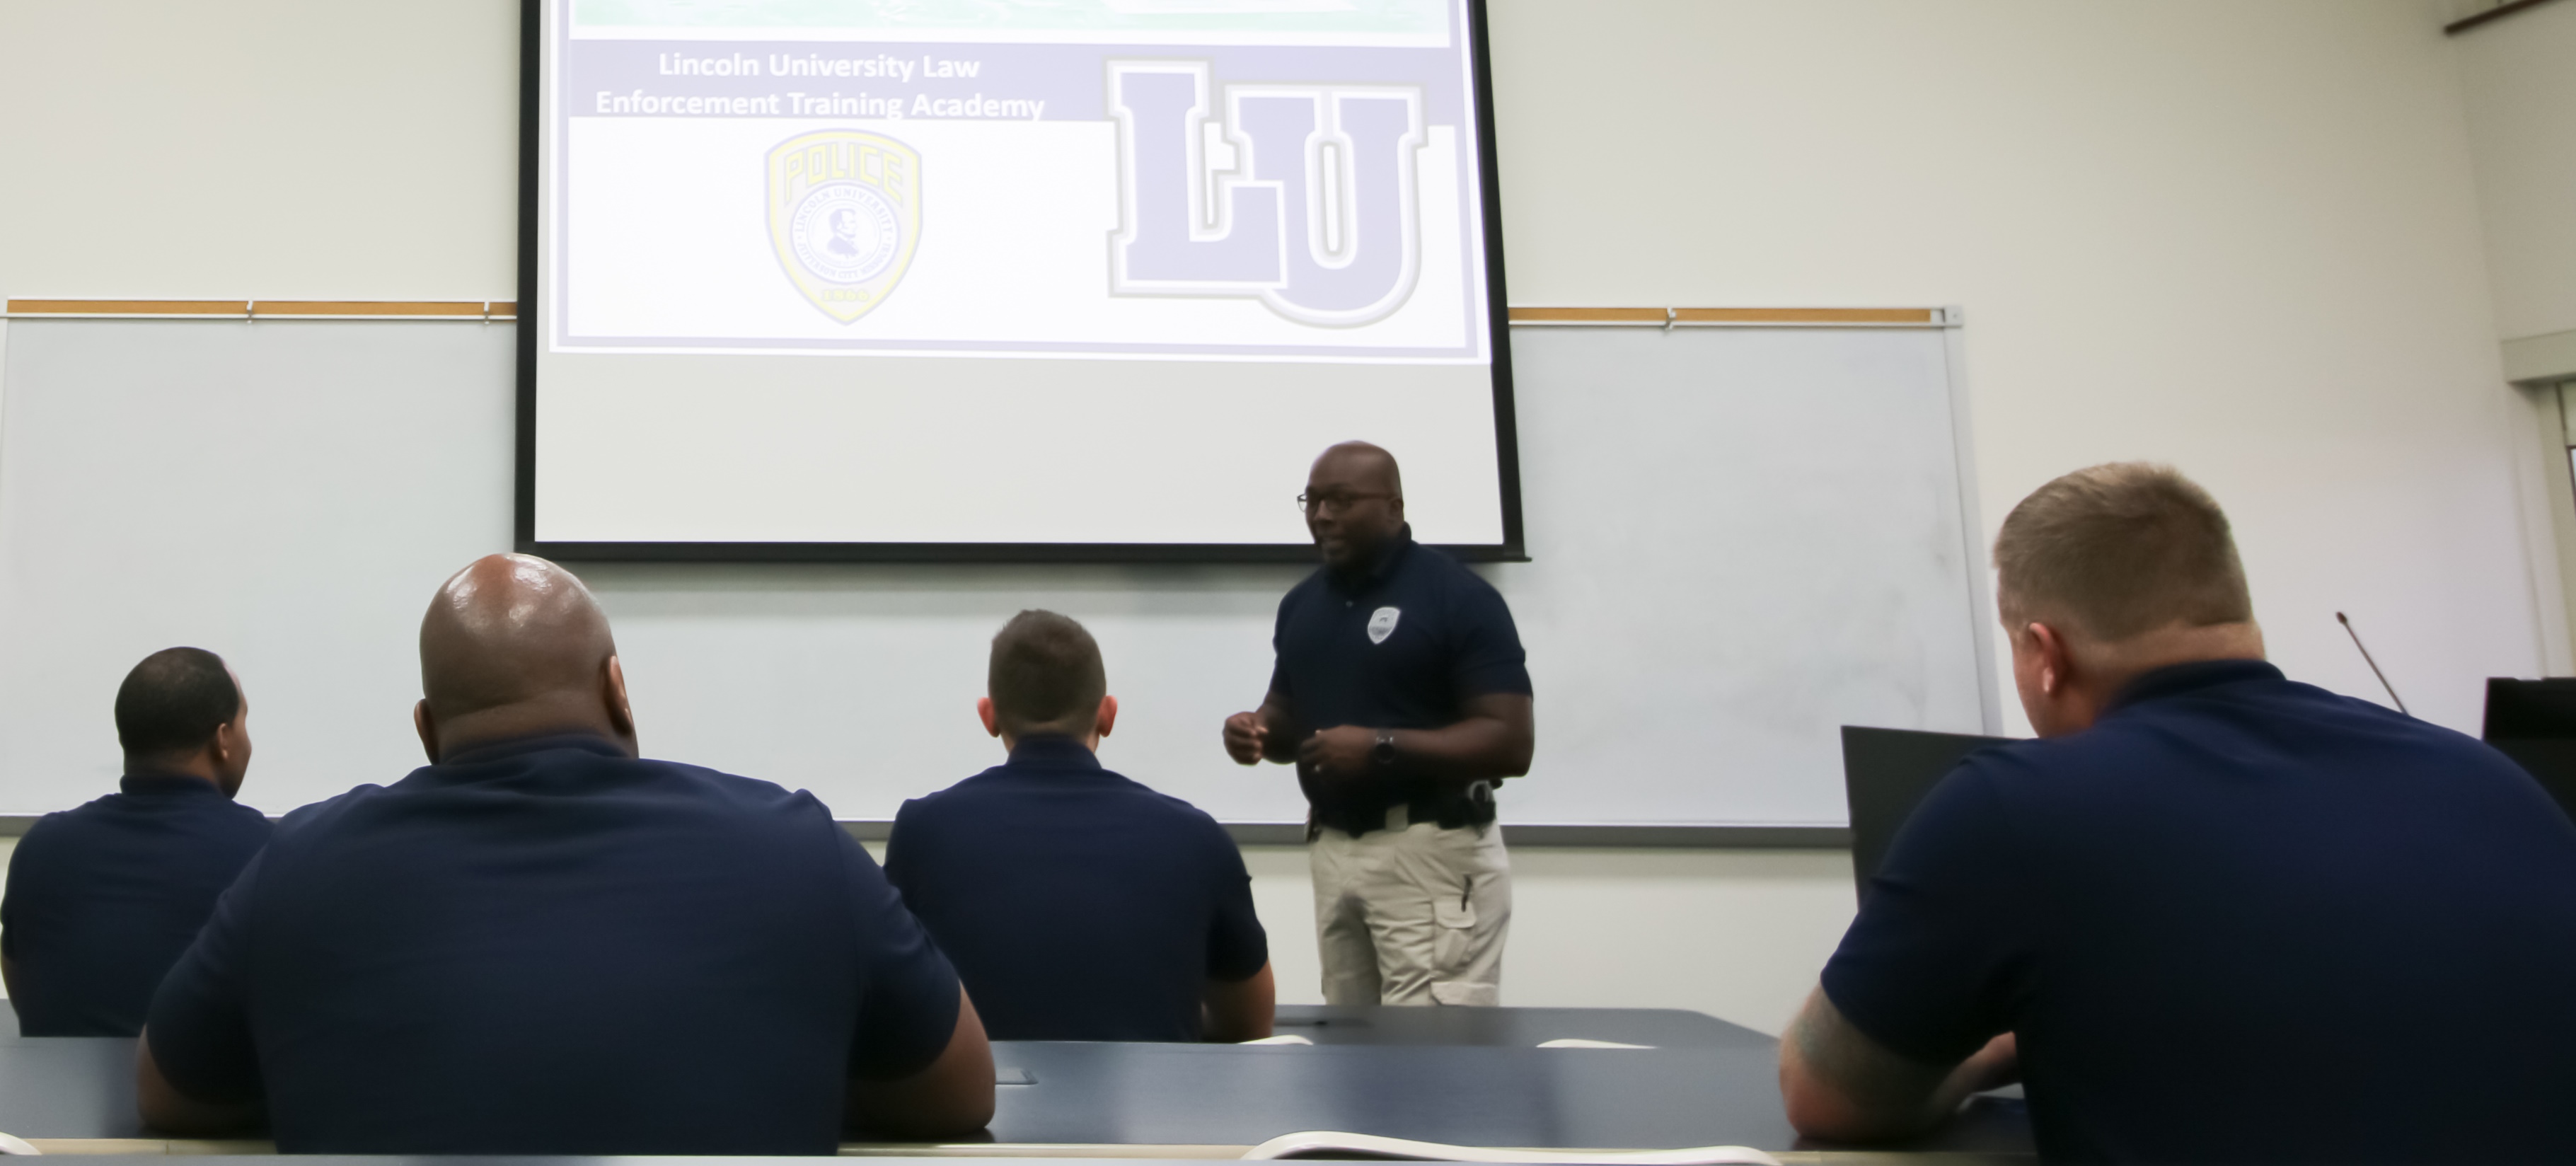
[521,0,1525,562]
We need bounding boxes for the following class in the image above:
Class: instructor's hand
[1223,711,1270,765]
[1299,725,1375,784]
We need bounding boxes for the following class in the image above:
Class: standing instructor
[1224,442,1533,1006]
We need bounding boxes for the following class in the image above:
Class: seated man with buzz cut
[1,647,271,1036]
[137,553,993,1154]
[886,609,1274,1043]
[1779,463,2576,1162]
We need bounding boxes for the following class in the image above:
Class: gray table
[0,1032,2028,1156]
[0,1034,143,1138]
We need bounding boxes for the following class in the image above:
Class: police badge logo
[1368,606,1402,645]
[766,130,921,323]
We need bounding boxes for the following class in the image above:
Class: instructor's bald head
[414,553,634,761]
[1304,441,1406,571]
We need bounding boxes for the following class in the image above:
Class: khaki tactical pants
[1310,809,1511,1006]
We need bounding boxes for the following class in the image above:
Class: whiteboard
[0,318,1991,829]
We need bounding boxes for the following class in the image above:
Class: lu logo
[1368,606,1402,645]
[767,129,922,323]
[1108,61,1425,326]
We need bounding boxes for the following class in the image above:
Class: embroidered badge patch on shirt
[1367,606,1402,645]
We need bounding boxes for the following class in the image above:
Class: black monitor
[1838,725,2011,901]
[2483,678,2576,740]
[2480,678,2576,824]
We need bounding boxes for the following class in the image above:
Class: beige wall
[0,1,521,301]
[2452,0,2576,348]
[0,1,2553,1034]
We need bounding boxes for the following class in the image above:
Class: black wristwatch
[1372,729,1399,769]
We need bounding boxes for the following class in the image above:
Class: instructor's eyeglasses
[1298,491,1394,516]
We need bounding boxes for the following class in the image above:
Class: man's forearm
[1386,717,1529,783]
[1202,963,1276,1043]
[848,988,995,1138]
[1389,693,1533,783]
[1779,988,1982,1143]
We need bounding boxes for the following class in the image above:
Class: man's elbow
[1781,1070,1873,1143]
[134,1034,259,1135]
[1203,962,1278,1043]
[906,1088,996,1138]
[851,1082,995,1141]
[1780,1070,1939,1144]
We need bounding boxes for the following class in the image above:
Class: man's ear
[413,700,439,763]
[1095,695,1119,739]
[2026,622,2071,696]
[976,697,1001,738]
[603,656,636,746]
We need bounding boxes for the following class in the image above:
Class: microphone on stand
[2336,611,2408,716]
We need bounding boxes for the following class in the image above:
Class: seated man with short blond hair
[1781,463,2576,1162]
[886,610,1273,1042]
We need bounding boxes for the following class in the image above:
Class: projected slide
[529,0,1517,554]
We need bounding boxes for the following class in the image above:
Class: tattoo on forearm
[1793,995,1953,1116]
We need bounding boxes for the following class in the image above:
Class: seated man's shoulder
[263,782,398,847]
[651,757,822,809]
[908,768,1229,850]
[602,758,846,848]
[217,797,274,834]
[1118,780,1241,857]
[25,791,126,837]
[15,804,80,848]
[893,768,1012,829]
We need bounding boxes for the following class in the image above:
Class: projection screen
[522,0,1522,560]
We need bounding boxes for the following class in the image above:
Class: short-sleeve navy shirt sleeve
[838,829,961,1080]
[1819,763,2032,1063]
[1203,829,1267,982]
[146,851,267,1103]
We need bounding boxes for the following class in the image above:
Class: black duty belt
[1308,780,1497,840]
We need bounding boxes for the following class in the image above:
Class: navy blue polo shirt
[0,775,270,1036]
[144,734,961,1155]
[884,734,1266,1041]
[1823,659,2576,1163]
[1269,528,1531,831]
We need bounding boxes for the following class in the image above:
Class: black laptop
[2481,678,2576,824]
[1838,725,2011,900]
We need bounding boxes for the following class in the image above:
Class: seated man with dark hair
[137,554,993,1153]
[1,648,270,1036]
[886,609,1273,1042]
[1780,463,2576,1162]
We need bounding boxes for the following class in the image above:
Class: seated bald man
[1779,464,2576,1162]
[135,554,993,1153]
